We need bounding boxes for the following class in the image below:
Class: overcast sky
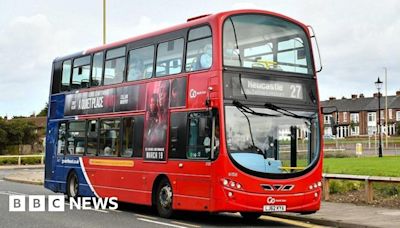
[1,0,399,117]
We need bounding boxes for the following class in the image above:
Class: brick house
[321,91,400,138]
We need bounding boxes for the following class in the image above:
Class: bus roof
[54,9,307,62]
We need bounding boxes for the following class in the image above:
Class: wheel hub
[159,185,172,208]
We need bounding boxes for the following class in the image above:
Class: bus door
[54,122,67,184]
[170,112,216,201]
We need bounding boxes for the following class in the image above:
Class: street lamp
[375,77,383,157]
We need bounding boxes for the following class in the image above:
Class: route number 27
[290,85,302,99]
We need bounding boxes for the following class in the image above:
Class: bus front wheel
[67,171,79,198]
[240,212,262,220]
[156,178,174,218]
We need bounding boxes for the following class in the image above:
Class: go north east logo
[9,195,118,212]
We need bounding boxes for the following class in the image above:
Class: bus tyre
[67,171,79,199]
[240,212,262,221]
[156,178,174,218]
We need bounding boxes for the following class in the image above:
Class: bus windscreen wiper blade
[264,102,313,120]
[232,100,280,117]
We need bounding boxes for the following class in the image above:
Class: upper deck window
[127,45,154,81]
[223,14,313,75]
[104,47,126,85]
[61,60,72,92]
[156,38,184,77]
[72,56,91,89]
[186,26,212,72]
[91,52,104,86]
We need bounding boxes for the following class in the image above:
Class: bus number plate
[263,205,286,212]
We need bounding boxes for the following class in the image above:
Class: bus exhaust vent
[261,184,294,191]
[261,184,273,191]
[187,14,211,22]
[282,185,295,191]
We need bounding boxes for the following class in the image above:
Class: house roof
[321,95,400,113]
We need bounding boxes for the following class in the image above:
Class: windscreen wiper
[233,100,280,117]
[264,102,314,120]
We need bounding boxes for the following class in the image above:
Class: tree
[37,102,48,117]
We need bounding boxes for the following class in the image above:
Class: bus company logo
[266,197,286,204]
[189,89,206,99]
[9,195,118,212]
[61,158,79,165]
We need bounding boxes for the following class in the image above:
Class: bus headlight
[221,178,243,190]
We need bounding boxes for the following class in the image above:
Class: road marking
[137,218,187,228]
[135,213,159,220]
[261,215,323,228]
[110,209,122,213]
[171,220,201,228]
[65,202,108,213]
[0,191,26,196]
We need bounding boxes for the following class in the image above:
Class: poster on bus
[143,80,170,161]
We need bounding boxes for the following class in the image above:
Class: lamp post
[375,77,383,157]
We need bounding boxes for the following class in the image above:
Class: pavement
[2,167,400,228]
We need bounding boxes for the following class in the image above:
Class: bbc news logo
[9,195,118,212]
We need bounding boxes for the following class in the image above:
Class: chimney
[373,92,382,98]
[341,96,346,100]
[351,94,357,99]
[329,97,336,101]
[396,91,400,97]
[359,93,365,98]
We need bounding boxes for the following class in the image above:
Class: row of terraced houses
[321,91,400,138]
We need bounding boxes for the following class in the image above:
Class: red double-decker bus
[45,9,323,219]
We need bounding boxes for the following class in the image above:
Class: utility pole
[103,0,106,44]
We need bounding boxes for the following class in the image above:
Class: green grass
[324,156,400,177]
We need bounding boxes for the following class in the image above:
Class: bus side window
[156,38,184,77]
[99,119,120,156]
[87,120,98,156]
[187,112,211,159]
[61,60,71,92]
[127,45,154,81]
[186,26,212,72]
[169,112,188,159]
[57,122,67,155]
[104,47,126,85]
[72,56,91,90]
[67,121,86,155]
[91,52,104,86]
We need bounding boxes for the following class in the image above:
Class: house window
[397,111,400,121]
[324,115,332,124]
[368,112,376,122]
[350,113,359,123]
[388,109,392,119]
[343,112,347,122]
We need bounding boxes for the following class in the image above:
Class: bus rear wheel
[67,171,79,198]
[240,212,262,221]
[156,178,174,218]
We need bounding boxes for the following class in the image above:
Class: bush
[0,157,18,165]
[329,180,362,194]
[0,156,43,165]
[374,183,400,197]
[21,157,42,165]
